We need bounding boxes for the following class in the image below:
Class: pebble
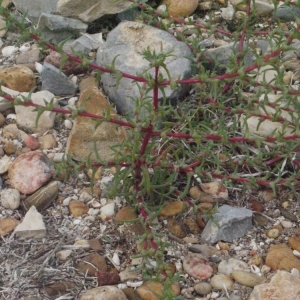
[2,45,18,57]
[194,282,212,295]
[280,220,293,228]
[248,254,263,267]
[160,200,184,216]
[221,5,235,20]
[218,258,248,276]
[266,228,280,239]
[69,200,89,217]
[0,155,12,174]
[100,202,115,217]
[161,0,198,17]
[0,217,19,236]
[1,188,20,210]
[79,286,127,300]
[183,253,213,280]
[288,236,300,252]
[231,270,264,287]
[210,274,234,290]
[137,281,180,300]
[24,135,40,150]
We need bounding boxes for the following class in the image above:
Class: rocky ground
[1,1,300,300]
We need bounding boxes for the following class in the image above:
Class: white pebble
[293,250,300,258]
[35,62,44,74]
[280,220,293,228]
[73,219,81,225]
[112,253,120,266]
[100,202,115,217]
[88,208,100,215]
[19,43,31,52]
[2,46,19,57]
[62,197,71,206]
[64,119,73,129]
[127,281,143,288]
[52,153,66,163]
[1,189,20,210]
[6,114,16,120]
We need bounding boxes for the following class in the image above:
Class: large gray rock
[96,21,194,117]
[37,13,88,43]
[57,0,133,23]
[201,205,253,244]
[12,0,58,24]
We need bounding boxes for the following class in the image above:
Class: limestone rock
[79,286,127,300]
[0,65,36,92]
[37,13,88,43]
[9,151,54,194]
[65,87,127,162]
[14,206,46,238]
[250,270,300,300]
[97,21,194,117]
[15,90,58,134]
[201,205,253,244]
[16,49,42,65]
[41,62,78,95]
[12,0,58,24]
[57,0,133,23]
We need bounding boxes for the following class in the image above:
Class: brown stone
[0,217,19,236]
[160,201,184,217]
[44,51,88,75]
[38,134,57,149]
[22,181,58,212]
[96,270,120,286]
[162,0,198,17]
[24,135,40,150]
[251,199,264,212]
[137,281,180,300]
[15,49,42,64]
[76,253,107,276]
[0,65,36,92]
[88,239,103,251]
[44,281,74,296]
[79,76,98,91]
[69,200,89,217]
[4,140,16,155]
[65,87,127,162]
[266,244,300,272]
[288,236,300,252]
[167,218,186,238]
[115,206,137,223]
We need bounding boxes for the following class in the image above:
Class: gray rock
[273,6,300,22]
[205,40,271,70]
[97,21,194,117]
[41,62,78,95]
[201,205,253,244]
[57,0,133,23]
[63,33,103,54]
[12,0,58,24]
[37,13,88,43]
